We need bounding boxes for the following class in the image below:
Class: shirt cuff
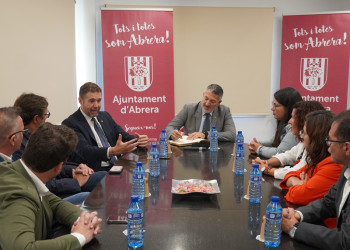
[257,146,263,156]
[71,232,86,246]
[295,210,303,222]
[107,147,112,159]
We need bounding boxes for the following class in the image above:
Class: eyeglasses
[43,111,50,118]
[325,136,346,146]
[272,102,282,109]
[8,128,29,139]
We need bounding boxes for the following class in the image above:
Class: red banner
[101,9,174,141]
[280,13,350,113]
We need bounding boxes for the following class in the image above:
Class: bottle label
[235,152,244,157]
[250,176,261,182]
[133,174,144,180]
[266,211,282,220]
[151,154,159,159]
[127,212,144,220]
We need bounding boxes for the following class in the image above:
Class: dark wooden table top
[81,142,319,250]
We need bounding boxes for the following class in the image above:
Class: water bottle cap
[131,195,139,202]
[238,131,242,134]
[152,143,157,148]
[252,163,259,169]
[161,129,166,132]
[212,126,216,129]
[271,196,280,202]
[136,162,143,167]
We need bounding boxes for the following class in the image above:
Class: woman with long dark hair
[249,87,302,158]
[280,110,343,210]
[254,101,325,179]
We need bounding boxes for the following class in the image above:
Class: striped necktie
[92,118,117,165]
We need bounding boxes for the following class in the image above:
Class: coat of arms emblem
[124,56,153,92]
[300,58,328,91]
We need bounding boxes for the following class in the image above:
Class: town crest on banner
[300,58,328,91]
[124,56,153,92]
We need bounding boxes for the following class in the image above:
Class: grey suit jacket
[165,102,236,142]
[294,166,350,249]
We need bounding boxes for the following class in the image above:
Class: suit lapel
[77,109,98,144]
[212,107,218,127]
[195,104,203,131]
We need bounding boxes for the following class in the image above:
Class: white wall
[75,0,350,142]
[1,0,76,125]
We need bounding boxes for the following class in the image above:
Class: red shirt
[280,156,343,228]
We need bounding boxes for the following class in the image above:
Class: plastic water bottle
[264,196,282,247]
[159,129,168,158]
[236,130,244,146]
[210,126,218,151]
[127,195,144,248]
[249,164,261,203]
[132,162,145,200]
[149,143,160,177]
[234,144,245,174]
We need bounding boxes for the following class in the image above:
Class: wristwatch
[288,222,300,238]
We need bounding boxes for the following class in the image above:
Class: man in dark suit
[0,107,25,162]
[281,110,350,249]
[13,93,105,203]
[62,82,149,171]
[165,84,236,142]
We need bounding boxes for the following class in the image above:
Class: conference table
[81,142,319,250]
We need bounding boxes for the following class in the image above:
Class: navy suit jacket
[62,109,136,171]
[294,166,350,249]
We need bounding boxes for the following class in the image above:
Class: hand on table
[286,176,305,187]
[252,157,268,171]
[171,129,183,141]
[187,132,205,140]
[248,138,261,154]
[281,208,300,233]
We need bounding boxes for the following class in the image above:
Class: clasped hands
[72,164,94,187]
[281,208,301,234]
[248,137,262,154]
[71,210,102,244]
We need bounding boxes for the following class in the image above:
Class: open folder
[169,135,209,147]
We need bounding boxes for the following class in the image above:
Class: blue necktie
[92,118,117,165]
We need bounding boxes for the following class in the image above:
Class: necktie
[92,118,117,165]
[202,113,211,133]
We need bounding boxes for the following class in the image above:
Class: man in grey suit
[281,110,350,249]
[165,84,236,142]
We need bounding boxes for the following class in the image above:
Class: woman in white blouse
[253,100,324,179]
